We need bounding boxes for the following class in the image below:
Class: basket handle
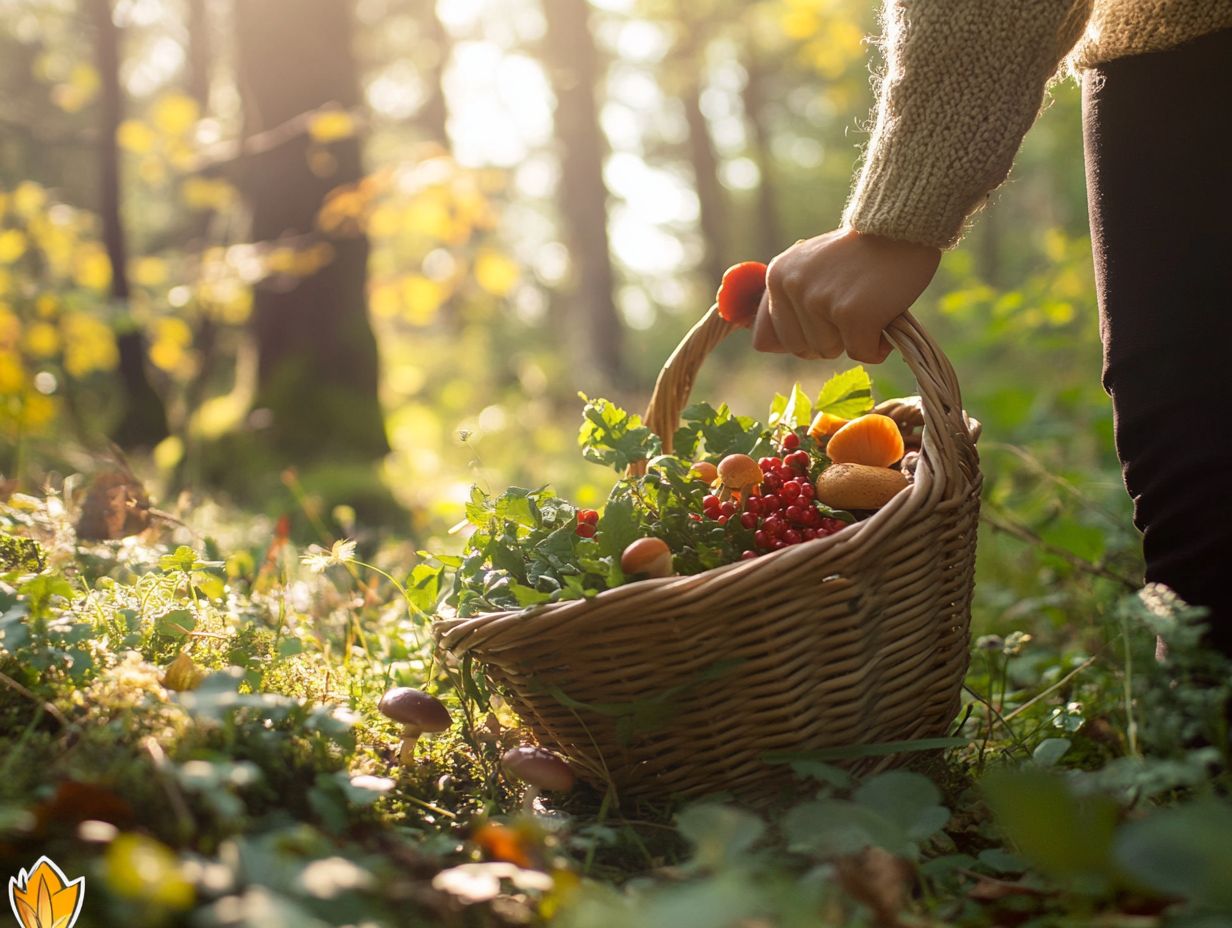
[638,306,975,478]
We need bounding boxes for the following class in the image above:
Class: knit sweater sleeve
[843,0,1093,249]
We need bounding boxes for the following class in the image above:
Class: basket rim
[432,411,979,652]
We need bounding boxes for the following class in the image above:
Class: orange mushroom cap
[620,537,673,578]
[717,453,762,489]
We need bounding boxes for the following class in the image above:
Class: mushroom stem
[521,785,542,813]
[397,725,423,765]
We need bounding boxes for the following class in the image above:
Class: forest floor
[0,479,1230,928]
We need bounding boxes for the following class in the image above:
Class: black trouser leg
[1083,28,1232,654]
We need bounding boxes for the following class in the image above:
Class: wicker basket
[433,308,981,799]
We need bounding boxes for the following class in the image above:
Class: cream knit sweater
[843,0,1232,249]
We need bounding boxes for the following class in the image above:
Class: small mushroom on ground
[621,537,673,579]
[501,745,574,810]
[716,453,762,500]
[378,687,452,765]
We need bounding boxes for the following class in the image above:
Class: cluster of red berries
[575,509,599,537]
[699,433,847,559]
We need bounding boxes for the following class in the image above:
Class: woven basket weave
[433,308,981,799]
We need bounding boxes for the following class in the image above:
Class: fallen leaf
[836,846,914,928]
[76,471,151,540]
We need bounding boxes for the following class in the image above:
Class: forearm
[843,0,1092,249]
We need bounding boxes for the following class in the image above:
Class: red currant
[576,522,596,538]
[740,512,758,530]
[740,549,758,561]
[798,482,814,501]
[578,509,599,525]
[785,450,811,472]
[703,494,721,512]
[762,474,782,493]
[771,539,788,550]
[783,529,802,545]
[745,496,762,516]
[785,504,806,523]
[719,501,736,517]
[754,530,771,548]
[763,516,784,537]
[717,514,729,526]
[804,507,822,527]
[759,456,782,471]
[821,517,846,533]
[780,482,800,502]
[689,512,703,522]
[762,494,781,512]
[803,528,819,541]
[781,431,801,451]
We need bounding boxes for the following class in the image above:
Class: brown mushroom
[689,461,719,484]
[502,745,574,810]
[814,463,909,510]
[716,453,762,500]
[620,537,673,579]
[378,687,451,765]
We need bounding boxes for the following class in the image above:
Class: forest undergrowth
[0,460,1229,928]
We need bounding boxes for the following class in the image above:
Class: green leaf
[159,545,204,573]
[785,383,812,428]
[1113,798,1232,911]
[677,804,766,869]
[406,563,445,615]
[156,608,197,636]
[1031,737,1071,767]
[853,771,951,842]
[509,583,553,607]
[784,798,908,857]
[578,395,661,471]
[815,366,874,418]
[981,768,1119,894]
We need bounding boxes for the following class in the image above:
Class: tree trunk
[415,0,450,148]
[543,0,624,386]
[676,36,727,287]
[186,0,211,111]
[741,52,783,262]
[234,0,388,464]
[90,0,168,447]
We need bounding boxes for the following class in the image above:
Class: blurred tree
[233,0,388,465]
[186,0,211,111]
[89,0,169,447]
[672,24,728,285]
[741,50,783,262]
[413,0,451,148]
[542,0,624,385]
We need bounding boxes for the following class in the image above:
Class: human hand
[751,229,941,363]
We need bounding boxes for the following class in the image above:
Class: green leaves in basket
[578,394,661,471]
[814,366,875,419]
[672,401,769,461]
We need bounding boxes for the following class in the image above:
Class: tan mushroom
[716,453,762,501]
[502,745,575,810]
[620,537,673,579]
[378,687,452,765]
[814,463,909,510]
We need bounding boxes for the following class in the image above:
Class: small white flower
[302,539,358,573]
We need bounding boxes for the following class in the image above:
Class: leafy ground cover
[1,466,1230,928]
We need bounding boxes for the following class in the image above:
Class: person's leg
[1083,28,1232,654]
